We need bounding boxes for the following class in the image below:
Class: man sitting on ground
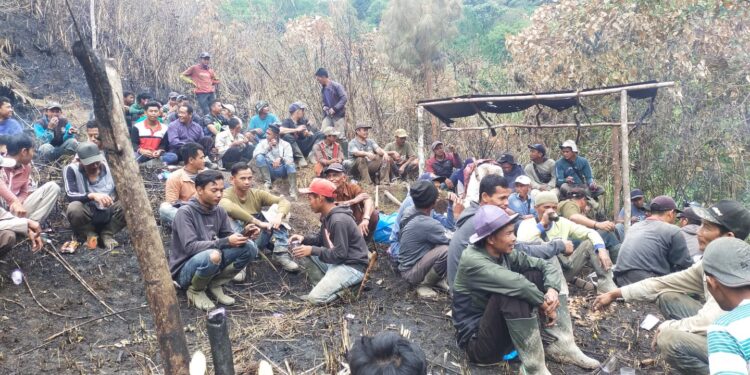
[290,178,369,304]
[497,153,526,191]
[159,143,204,226]
[0,155,43,257]
[63,142,125,250]
[0,97,23,136]
[398,180,450,299]
[281,102,321,167]
[614,195,692,286]
[33,102,79,162]
[425,141,461,187]
[555,139,603,197]
[508,175,536,219]
[219,162,299,275]
[452,205,599,372]
[253,124,297,198]
[517,191,617,293]
[215,117,253,170]
[324,163,378,239]
[344,123,391,185]
[247,101,279,143]
[383,129,419,181]
[202,99,226,136]
[133,101,177,166]
[704,238,750,375]
[594,200,750,374]
[167,104,214,161]
[129,93,151,121]
[524,144,556,196]
[678,207,702,258]
[615,189,648,239]
[348,331,427,375]
[169,170,259,311]
[312,127,343,177]
[557,187,621,261]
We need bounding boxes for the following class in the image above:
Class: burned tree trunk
[71,40,190,375]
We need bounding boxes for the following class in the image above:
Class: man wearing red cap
[290,178,369,304]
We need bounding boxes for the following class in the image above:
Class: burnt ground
[0,166,672,375]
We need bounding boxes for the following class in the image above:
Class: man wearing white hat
[508,175,537,219]
[554,139,603,198]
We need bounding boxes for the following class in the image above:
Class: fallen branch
[383,191,401,206]
[248,342,289,375]
[20,267,88,320]
[1,297,25,309]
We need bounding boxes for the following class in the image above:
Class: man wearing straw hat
[384,128,419,181]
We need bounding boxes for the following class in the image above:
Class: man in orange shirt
[324,163,378,239]
[159,142,204,226]
[180,52,219,116]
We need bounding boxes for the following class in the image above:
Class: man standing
[253,124,297,198]
[133,102,177,166]
[281,102,321,167]
[614,196,692,285]
[181,52,219,115]
[524,144,556,195]
[0,97,23,136]
[170,170,258,311]
[508,175,536,219]
[215,118,253,170]
[398,181,450,299]
[594,200,750,375]
[312,127,343,177]
[345,124,391,185]
[425,141,461,186]
[497,153,526,191]
[0,134,60,223]
[63,142,126,250]
[290,178,369,304]
[33,102,79,162]
[247,101,279,143]
[677,207,702,258]
[159,143,204,226]
[315,68,348,147]
[555,139,603,197]
[324,163,378,239]
[219,162,299,274]
[167,104,214,160]
[202,99,226,136]
[383,129,418,181]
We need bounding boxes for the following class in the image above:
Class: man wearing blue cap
[452,205,599,372]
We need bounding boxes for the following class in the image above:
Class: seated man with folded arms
[557,187,621,261]
[398,180,451,299]
[169,170,259,311]
[63,142,126,251]
[253,124,297,198]
[452,205,598,372]
[1,134,61,223]
[159,143,204,226]
[219,162,299,276]
[133,101,178,166]
[324,163,378,239]
[524,143,556,197]
[290,178,369,305]
[594,200,750,375]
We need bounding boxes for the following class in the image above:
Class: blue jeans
[38,138,79,162]
[176,243,258,289]
[136,151,179,165]
[159,203,178,227]
[231,219,289,254]
[306,256,364,304]
[255,154,296,181]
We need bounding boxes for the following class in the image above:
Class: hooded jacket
[302,206,368,271]
[169,197,234,278]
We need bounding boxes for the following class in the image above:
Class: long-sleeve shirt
[503,164,526,191]
[517,216,605,250]
[63,161,116,203]
[219,187,290,223]
[0,118,23,136]
[253,138,293,165]
[425,152,461,179]
[0,164,31,204]
[321,80,348,119]
[615,219,692,277]
[555,156,594,187]
[163,168,196,205]
[33,116,76,146]
[301,206,368,271]
[167,120,204,153]
[508,192,536,218]
[524,159,557,191]
[397,207,450,272]
[621,261,725,335]
[388,195,455,262]
[215,130,247,156]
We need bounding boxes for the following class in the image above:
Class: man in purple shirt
[167,104,213,161]
[0,97,23,136]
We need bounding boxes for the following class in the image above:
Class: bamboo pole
[420,81,675,107]
[71,41,190,374]
[621,90,632,232]
[611,128,621,219]
[383,191,402,206]
[440,122,644,132]
[417,106,425,175]
[89,0,96,49]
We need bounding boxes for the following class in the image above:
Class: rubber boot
[588,250,617,293]
[297,257,325,285]
[506,315,552,375]
[187,274,216,311]
[273,249,300,272]
[288,172,298,200]
[416,268,440,299]
[544,295,600,369]
[208,264,240,305]
[260,166,272,190]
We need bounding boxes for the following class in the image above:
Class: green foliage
[220,0,328,23]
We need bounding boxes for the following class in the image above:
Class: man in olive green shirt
[383,128,418,181]
[219,162,299,275]
[557,188,621,261]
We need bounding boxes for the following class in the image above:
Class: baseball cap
[221,103,236,113]
[77,142,105,166]
[267,124,281,135]
[199,51,211,59]
[255,101,270,112]
[514,175,532,185]
[288,102,307,113]
[560,139,578,153]
[430,141,443,151]
[298,178,337,198]
[45,101,62,110]
[469,205,519,244]
[324,163,345,174]
[323,127,340,137]
[649,196,680,212]
[394,128,408,138]
[702,237,750,287]
[677,207,701,222]
[527,144,546,156]
[630,189,644,199]
[497,153,515,164]
[355,123,372,130]
[0,155,16,169]
[418,172,446,183]
[692,200,750,240]
[176,95,187,101]
[168,92,180,99]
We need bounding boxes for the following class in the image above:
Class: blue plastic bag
[373,212,398,244]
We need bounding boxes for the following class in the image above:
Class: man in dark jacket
[290,178,369,304]
[170,170,259,311]
[315,68,348,155]
[497,153,526,192]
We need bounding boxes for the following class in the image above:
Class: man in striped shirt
[705,237,750,374]
[133,102,177,165]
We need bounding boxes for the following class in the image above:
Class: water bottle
[11,269,23,285]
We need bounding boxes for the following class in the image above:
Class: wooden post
[620,90,631,232]
[611,128,621,219]
[71,41,190,374]
[89,0,96,49]
[417,106,425,175]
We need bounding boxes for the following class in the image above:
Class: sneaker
[272,253,300,272]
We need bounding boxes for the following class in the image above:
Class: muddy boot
[273,251,300,272]
[260,166,272,190]
[297,256,325,285]
[596,271,617,293]
[287,173,298,200]
[187,274,216,311]
[507,315,552,375]
[416,268,440,299]
[544,295,600,369]
[435,278,450,293]
[208,264,239,305]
